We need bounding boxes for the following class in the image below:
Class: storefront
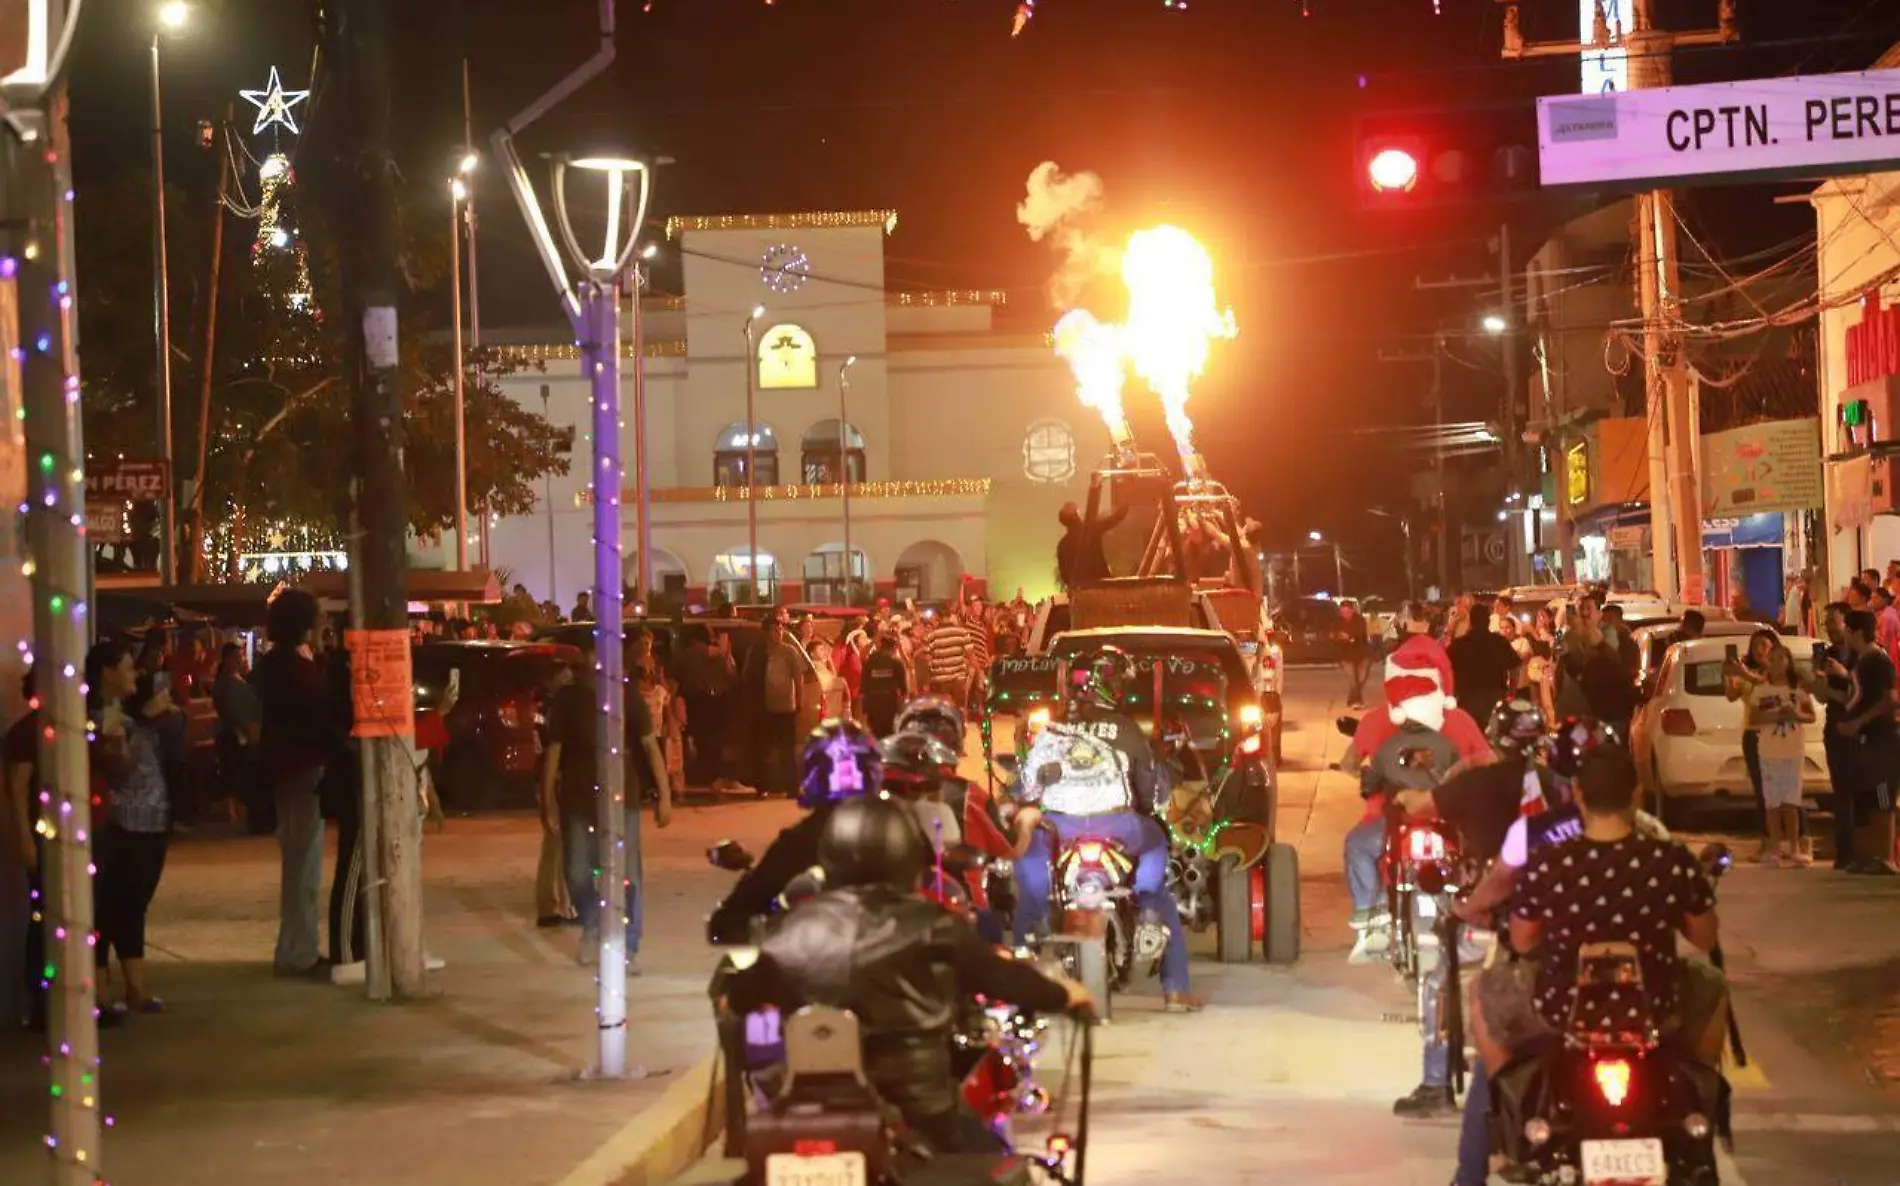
[1701,514,1786,618]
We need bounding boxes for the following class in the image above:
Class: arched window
[758,323,818,390]
[802,544,871,607]
[710,548,778,605]
[800,419,866,485]
[713,421,779,488]
[1023,418,1076,484]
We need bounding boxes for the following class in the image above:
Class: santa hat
[1384,635,1456,726]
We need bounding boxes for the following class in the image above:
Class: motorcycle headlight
[1523,1118,1551,1147]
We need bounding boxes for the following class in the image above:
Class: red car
[414,641,579,811]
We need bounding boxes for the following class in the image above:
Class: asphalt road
[1044,667,1900,1186]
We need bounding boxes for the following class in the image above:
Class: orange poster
[345,628,415,739]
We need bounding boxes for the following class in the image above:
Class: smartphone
[1724,643,1739,662]
[153,672,173,698]
[1812,642,1828,668]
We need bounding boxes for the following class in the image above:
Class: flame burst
[1053,309,1131,447]
[1121,226,1236,466]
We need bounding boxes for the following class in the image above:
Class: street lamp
[743,303,766,601]
[493,9,655,1071]
[1481,313,1508,335]
[1308,529,1323,542]
[449,172,471,572]
[837,355,858,605]
[151,2,188,585]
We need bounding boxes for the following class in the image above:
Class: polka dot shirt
[1512,835,1716,1034]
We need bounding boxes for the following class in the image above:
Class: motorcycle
[1489,844,1737,1186]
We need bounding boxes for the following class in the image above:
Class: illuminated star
[240,67,311,136]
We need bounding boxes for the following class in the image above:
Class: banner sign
[345,629,415,739]
[84,459,170,502]
[1700,418,1822,517]
[1540,67,1900,188]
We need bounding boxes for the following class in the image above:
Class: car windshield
[1684,659,1813,697]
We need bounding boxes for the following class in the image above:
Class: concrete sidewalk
[0,799,803,1186]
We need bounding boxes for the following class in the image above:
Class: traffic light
[1354,100,1540,210]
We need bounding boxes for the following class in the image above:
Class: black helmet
[798,720,883,808]
[894,696,965,756]
[819,794,931,890]
[1487,696,1548,758]
[878,730,960,797]
[1548,716,1621,780]
[1069,645,1136,714]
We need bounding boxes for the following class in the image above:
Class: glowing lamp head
[1367,147,1420,194]
[458,151,480,175]
[450,178,468,201]
[1482,313,1509,335]
[158,1,189,31]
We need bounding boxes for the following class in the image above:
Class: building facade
[443,210,1105,608]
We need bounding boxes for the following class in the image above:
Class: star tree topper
[240,66,310,135]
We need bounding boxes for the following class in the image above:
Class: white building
[444,209,1106,608]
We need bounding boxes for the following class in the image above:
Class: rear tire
[1216,855,1252,964]
[1263,842,1301,964]
[1655,759,1691,832]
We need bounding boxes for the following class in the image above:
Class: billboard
[1700,418,1822,517]
[1540,67,1900,188]
[1579,0,1634,95]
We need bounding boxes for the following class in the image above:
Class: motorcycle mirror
[707,840,755,872]
[1335,715,1360,738]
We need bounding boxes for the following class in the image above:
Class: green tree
[76,165,573,581]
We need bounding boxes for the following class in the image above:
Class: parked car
[1273,596,1352,665]
[1628,634,1827,827]
[414,641,581,811]
[1631,618,1768,697]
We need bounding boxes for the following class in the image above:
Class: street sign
[84,459,169,502]
[1579,0,1634,95]
[1540,67,1900,189]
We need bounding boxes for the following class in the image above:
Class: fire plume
[1052,309,1132,448]
[1119,226,1236,467]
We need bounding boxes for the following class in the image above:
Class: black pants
[95,826,168,964]
[762,711,799,795]
[909,1105,1006,1155]
[328,799,368,965]
[683,690,728,785]
[864,697,899,739]
[1825,730,1861,865]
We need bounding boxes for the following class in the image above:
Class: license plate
[1581,1137,1666,1185]
[765,1152,867,1186]
[1415,894,1438,919]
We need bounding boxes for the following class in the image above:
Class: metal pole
[150,33,177,585]
[632,270,651,606]
[451,186,469,572]
[542,383,557,604]
[462,61,488,570]
[1403,518,1416,602]
[583,279,631,1077]
[1434,334,1450,594]
[1498,221,1523,588]
[15,76,105,1185]
[743,311,761,602]
[188,109,232,583]
[838,355,857,605]
[1334,542,1345,597]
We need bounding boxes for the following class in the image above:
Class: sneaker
[1349,908,1375,931]
[1753,851,1782,868]
[1162,992,1205,1013]
[1347,933,1382,965]
[1392,1083,1458,1119]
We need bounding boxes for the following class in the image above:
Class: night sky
[60,0,1900,591]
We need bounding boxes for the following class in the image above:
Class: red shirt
[1350,707,1493,821]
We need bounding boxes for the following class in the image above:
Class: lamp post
[492,0,654,1076]
[743,304,766,601]
[837,354,858,605]
[449,173,470,572]
[631,242,657,607]
[151,0,188,584]
[1309,529,1345,596]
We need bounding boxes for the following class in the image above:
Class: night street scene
[7,1,1900,1184]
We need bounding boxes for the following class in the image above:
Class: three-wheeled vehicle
[983,625,1301,988]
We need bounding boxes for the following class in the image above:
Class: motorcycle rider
[1007,646,1204,1012]
[704,721,883,944]
[723,793,1092,1154]
[1385,696,1552,1118]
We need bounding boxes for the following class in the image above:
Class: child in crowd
[1746,643,1814,866]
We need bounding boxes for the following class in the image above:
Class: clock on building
[761,243,811,294]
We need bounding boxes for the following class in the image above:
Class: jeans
[1344,816,1386,911]
[1454,1061,1490,1186]
[564,804,645,956]
[1825,730,1861,864]
[762,710,799,795]
[1419,907,1451,1088]
[1011,811,1190,994]
[327,800,367,966]
[683,690,728,785]
[1342,657,1369,705]
[272,768,327,973]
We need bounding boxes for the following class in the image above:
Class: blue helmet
[798,720,884,808]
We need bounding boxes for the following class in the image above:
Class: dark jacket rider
[725,794,1092,1154]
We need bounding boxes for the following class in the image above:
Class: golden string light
[663,210,899,239]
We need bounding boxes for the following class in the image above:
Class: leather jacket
[706,807,832,945]
[725,884,1070,1121]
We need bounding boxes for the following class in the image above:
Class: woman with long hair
[87,639,174,1013]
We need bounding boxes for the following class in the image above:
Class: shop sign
[1829,454,1874,531]
[1607,525,1644,551]
[1566,443,1590,505]
[1700,417,1821,516]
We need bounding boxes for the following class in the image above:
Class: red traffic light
[1367,147,1420,193]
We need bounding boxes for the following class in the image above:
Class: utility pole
[1498,221,1523,588]
[10,62,106,1179]
[1375,336,1452,594]
[1500,0,1733,602]
[330,0,426,996]
[189,108,234,583]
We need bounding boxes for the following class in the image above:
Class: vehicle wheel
[1106,905,1135,992]
[1263,842,1301,964]
[1654,758,1690,831]
[1216,854,1252,964]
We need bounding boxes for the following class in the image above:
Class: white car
[1629,634,1829,826]
[1630,618,1773,696]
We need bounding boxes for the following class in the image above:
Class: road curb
[556,1054,726,1186]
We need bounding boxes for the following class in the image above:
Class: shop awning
[1702,513,1784,550]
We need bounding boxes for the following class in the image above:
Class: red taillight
[1075,840,1106,865]
[1660,708,1697,737]
[1593,1058,1632,1108]
[792,1139,838,1157]
[1406,827,1447,863]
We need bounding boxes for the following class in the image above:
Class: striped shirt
[924,622,984,684]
